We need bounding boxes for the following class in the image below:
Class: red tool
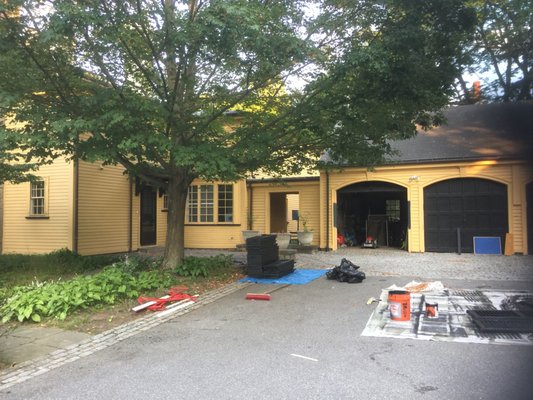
[245,293,271,301]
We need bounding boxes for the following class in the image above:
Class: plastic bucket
[388,290,411,321]
[425,303,439,318]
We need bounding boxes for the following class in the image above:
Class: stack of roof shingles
[246,235,294,278]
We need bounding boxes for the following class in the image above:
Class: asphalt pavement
[1,250,532,399]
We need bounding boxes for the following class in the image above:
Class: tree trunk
[161,176,189,269]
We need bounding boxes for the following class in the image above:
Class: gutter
[323,155,528,169]
[247,176,320,184]
[72,159,79,253]
[247,181,253,230]
[325,170,330,252]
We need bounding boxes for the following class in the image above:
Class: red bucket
[388,290,411,321]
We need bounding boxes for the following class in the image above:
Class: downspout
[326,170,330,252]
[247,181,253,230]
[128,175,133,252]
[72,159,79,253]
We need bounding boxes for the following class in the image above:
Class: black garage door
[424,178,508,253]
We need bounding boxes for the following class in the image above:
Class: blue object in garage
[473,236,502,255]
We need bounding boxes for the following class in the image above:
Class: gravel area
[184,247,533,282]
[295,248,533,282]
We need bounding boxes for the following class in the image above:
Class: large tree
[0,0,474,267]
[458,0,532,102]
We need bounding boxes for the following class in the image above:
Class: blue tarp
[239,269,327,285]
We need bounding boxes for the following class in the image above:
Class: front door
[140,186,157,246]
[270,193,288,233]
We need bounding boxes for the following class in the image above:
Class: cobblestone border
[0,281,252,391]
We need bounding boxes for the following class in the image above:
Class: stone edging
[0,281,252,391]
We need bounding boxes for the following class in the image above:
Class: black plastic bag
[326,258,366,283]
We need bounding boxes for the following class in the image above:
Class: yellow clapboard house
[1,102,532,255]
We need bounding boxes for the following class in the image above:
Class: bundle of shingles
[246,235,294,278]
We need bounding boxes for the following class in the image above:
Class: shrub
[175,255,234,278]
[109,255,162,274]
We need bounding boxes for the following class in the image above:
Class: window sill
[26,215,50,220]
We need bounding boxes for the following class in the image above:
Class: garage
[424,178,508,253]
[336,181,408,248]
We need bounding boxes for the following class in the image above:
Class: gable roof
[388,101,533,164]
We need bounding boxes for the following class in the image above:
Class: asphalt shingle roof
[322,101,533,165]
[388,101,533,164]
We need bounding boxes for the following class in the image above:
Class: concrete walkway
[0,327,90,367]
[1,248,531,390]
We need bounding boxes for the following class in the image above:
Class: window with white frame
[30,180,46,216]
[187,185,199,222]
[187,184,233,224]
[199,184,214,222]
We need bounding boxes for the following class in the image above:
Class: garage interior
[336,182,408,248]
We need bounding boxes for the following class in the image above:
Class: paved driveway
[2,256,532,400]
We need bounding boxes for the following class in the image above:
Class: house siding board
[250,181,320,246]
[183,180,247,248]
[77,162,131,255]
[325,160,532,254]
[154,179,247,249]
[157,194,167,247]
[2,158,74,254]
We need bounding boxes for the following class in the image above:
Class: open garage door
[424,178,508,253]
[337,182,408,248]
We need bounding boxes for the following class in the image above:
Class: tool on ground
[245,293,271,301]
[244,283,290,301]
[367,297,380,305]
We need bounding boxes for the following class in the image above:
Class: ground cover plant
[0,251,242,326]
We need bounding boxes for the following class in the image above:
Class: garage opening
[337,182,408,248]
[270,192,299,233]
[424,178,508,253]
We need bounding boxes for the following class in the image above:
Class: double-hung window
[30,180,46,216]
[187,184,233,224]
[218,184,233,223]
